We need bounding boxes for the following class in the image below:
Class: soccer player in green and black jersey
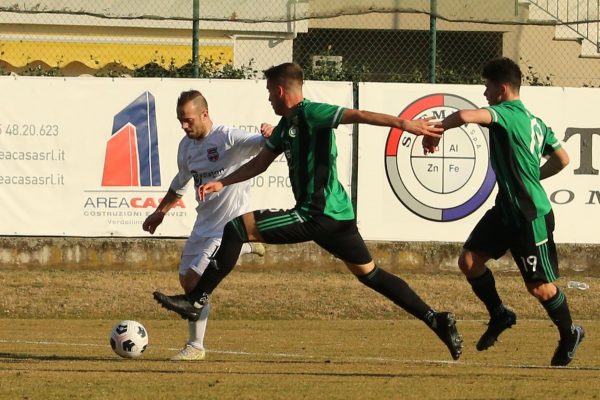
[154,62,464,360]
[423,57,584,366]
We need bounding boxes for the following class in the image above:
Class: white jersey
[170,124,263,238]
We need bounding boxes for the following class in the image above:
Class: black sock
[188,217,246,302]
[541,288,573,337]
[357,266,434,323]
[467,267,505,318]
[467,267,506,317]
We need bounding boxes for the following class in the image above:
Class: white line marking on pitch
[0,339,106,348]
[198,348,595,370]
[1,338,593,370]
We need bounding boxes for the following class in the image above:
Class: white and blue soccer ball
[109,320,148,359]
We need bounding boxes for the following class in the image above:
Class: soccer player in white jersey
[143,90,270,361]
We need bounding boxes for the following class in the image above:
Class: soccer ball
[109,320,148,359]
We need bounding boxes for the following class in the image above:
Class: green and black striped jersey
[485,99,561,224]
[265,99,354,221]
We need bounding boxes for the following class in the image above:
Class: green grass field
[1,270,599,399]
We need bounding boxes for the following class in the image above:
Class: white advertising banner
[357,83,600,244]
[0,76,353,237]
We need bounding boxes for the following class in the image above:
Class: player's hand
[422,136,441,154]
[402,117,443,138]
[260,123,273,138]
[197,181,224,201]
[142,211,165,234]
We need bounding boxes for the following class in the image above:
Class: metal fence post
[192,0,200,78]
[429,0,437,83]
[351,81,360,212]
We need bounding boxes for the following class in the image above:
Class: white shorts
[179,236,221,276]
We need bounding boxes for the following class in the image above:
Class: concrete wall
[2,237,599,276]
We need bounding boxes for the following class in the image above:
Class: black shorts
[464,207,559,283]
[253,208,372,265]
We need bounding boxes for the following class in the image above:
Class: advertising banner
[357,83,600,244]
[0,77,353,236]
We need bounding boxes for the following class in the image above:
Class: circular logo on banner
[384,93,496,222]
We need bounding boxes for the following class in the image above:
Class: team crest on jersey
[207,147,219,162]
[288,126,297,138]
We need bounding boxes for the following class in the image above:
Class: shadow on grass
[1,351,599,374]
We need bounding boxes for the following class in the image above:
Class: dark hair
[177,90,208,110]
[263,62,303,85]
[482,57,522,90]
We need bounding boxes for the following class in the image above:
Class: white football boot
[170,344,206,361]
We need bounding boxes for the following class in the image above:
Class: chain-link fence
[0,0,599,87]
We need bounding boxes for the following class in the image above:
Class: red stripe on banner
[385,128,401,155]
[385,94,444,156]
[101,124,139,186]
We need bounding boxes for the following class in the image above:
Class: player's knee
[457,251,472,274]
[356,265,379,286]
[526,281,555,301]
[527,287,546,301]
[346,261,374,277]
[458,250,487,277]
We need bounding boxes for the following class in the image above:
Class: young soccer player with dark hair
[154,62,464,360]
[423,57,584,366]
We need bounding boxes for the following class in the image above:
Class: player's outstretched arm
[422,109,494,155]
[142,188,181,234]
[340,109,443,138]
[442,109,492,130]
[424,109,493,154]
[198,147,278,201]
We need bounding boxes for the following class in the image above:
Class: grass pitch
[0,270,599,399]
